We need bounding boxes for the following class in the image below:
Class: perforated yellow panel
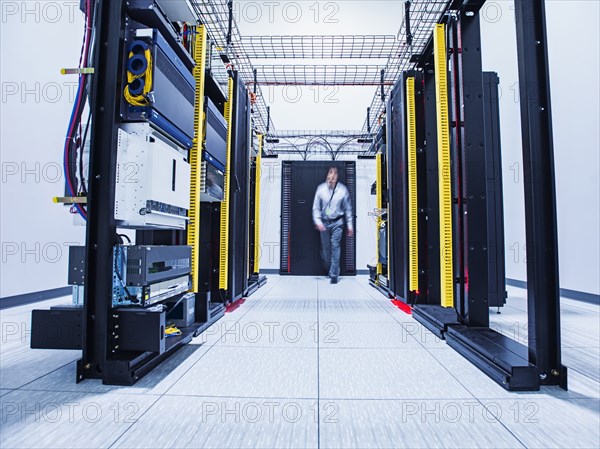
[187,25,207,293]
[219,77,234,290]
[254,134,263,272]
[434,24,454,308]
[376,153,383,276]
[406,77,419,292]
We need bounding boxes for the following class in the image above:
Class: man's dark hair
[327,166,339,176]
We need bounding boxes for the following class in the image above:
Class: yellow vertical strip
[406,77,419,292]
[375,153,383,276]
[434,24,454,308]
[188,25,207,293]
[254,133,263,272]
[219,77,234,290]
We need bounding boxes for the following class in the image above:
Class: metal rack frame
[241,35,400,60]
[405,0,567,391]
[76,1,226,385]
[190,0,274,135]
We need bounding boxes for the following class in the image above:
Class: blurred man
[312,166,353,284]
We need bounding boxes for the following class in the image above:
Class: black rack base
[412,305,460,339]
[369,278,394,299]
[76,305,225,386]
[245,274,268,297]
[445,326,541,391]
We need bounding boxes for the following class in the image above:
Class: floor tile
[167,346,318,399]
[241,297,318,322]
[0,277,597,448]
[210,319,320,348]
[0,389,158,449]
[20,343,213,396]
[0,348,79,389]
[319,321,423,350]
[112,396,318,449]
[492,398,600,448]
[319,348,473,400]
[318,298,398,324]
[563,347,600,382]
[319,399,524,448]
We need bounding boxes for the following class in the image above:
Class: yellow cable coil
[375,152,383,276]
[254,133,263,272]
[433,24,454,308]
[124,49,153,106]
[219,77,235,290]
[187,25,207,293]
[406,77,419,292]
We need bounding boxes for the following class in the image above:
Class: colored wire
[165,325,182,337]
[63,0,93,220]
[124,49,153,106]
[79,112,91,195]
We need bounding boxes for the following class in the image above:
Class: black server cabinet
[386,80,409,301]
[482,72,507,307]
[226,72,251,302]
[280,161,356,276]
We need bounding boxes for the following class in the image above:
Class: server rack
[214,71,254,304]
[406,1,566,391]
[247,133,268,296]
[30,1,232,385]
[386,83,409,301]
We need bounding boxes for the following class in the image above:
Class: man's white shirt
[312,182,353,230]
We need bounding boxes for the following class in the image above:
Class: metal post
[405,1,413,46]
[452,12,490,327]
[514,0,566,388]
[227,0,233,46]
[78,0,124,382]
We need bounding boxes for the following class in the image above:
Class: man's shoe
[330,277,338,284]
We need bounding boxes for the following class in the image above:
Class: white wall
[480,1,600,294]
[1,1,87,298]
[258,155,377,271]
[1,1,597,297]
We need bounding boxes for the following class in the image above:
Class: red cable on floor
[225,298,246,313]
[391,299,412,315]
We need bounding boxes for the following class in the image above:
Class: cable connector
[61,68,95,75]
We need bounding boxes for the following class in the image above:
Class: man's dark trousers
[320,217,344,278]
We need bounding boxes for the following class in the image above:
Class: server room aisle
[1,276,599,448]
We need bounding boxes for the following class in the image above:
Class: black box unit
[112,245,192,308]
[201,161,225,202]
[31,306,83,350]
[205,97,228,167]
[165,293,195,328]
[121,24,195,149]
[123,245,192,286]
[126,0,196,72]
[113,308,166,354]
[201,98,228,203]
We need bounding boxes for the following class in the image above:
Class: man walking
[312,166,353,284]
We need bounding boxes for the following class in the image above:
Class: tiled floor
[0,276,598,448]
